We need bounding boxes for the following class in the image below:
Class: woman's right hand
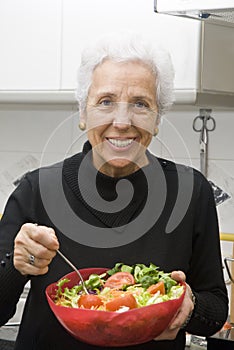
[14,223,59,276]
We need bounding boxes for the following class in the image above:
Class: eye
[134,101,149,109]
[99,99,113,106]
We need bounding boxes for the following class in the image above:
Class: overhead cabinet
[187,21,234,107]
[155,0,234,107]
[154,0,234,21]
[0,0,62,91]
[0,0,234,107]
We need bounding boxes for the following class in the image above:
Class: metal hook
[192,109,216,176]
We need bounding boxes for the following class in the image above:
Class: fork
[57,249,89,295]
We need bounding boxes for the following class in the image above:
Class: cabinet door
[0,0,62,90]
[201,22,234,94]
[61,0,201,92]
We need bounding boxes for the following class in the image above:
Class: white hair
[75,32,175,121]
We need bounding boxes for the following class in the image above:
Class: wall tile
[0,151,68,213]
[0,105,74,153]
[1,104,234,235]
[208,109,234,160]
[161,107,201,159]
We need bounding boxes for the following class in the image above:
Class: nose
[112,103,131,130]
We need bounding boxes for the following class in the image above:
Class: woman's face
[81,59,158,177]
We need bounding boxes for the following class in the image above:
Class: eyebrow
[94,92,155,104]
[94,92,117,99]
[131,95,155,104]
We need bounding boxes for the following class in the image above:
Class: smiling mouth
[107,138,136,148]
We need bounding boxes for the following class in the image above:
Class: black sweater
[0,142,228,350]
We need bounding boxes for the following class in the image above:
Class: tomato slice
[104,272,135,289]
[105,293,137,311]
[147,281,165,295]
[78,294,103,309]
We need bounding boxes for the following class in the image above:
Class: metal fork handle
[57,249,89,294]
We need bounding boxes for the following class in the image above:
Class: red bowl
[45,268,185,347]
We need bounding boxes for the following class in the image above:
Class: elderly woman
[0,33,228,350]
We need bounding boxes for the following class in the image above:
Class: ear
[80,110,87,124]
[152,116,160,136]
[79,111,87,131]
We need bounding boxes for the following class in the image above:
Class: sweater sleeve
[185,174,229,336]
[0,175,35,326]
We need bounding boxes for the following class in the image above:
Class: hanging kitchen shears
[192,109,216,176]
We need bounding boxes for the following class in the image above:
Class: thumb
[171,270,186,282]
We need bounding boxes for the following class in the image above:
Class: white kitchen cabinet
[0,0,62,90]
[61,0,201,94]
[155,0,234,13]
[201,23,234,94]
[60,0,234,107]
[0,0,234,107]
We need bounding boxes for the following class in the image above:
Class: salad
[54,263,184,312]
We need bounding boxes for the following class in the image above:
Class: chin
[102,159,138,177]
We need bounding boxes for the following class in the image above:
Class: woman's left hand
[154,270,195,341]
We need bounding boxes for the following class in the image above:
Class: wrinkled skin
[154,271,194,341]
[14,223,59,276]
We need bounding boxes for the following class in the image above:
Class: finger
[154,327,179,341]
[169,287,194,330]
[171,270,186,282]
[14,247,55,275]
[27,240,57,260]
[13,249,50,275]
[28,255,53,269]
[23,223,59,250]
[169,308,188,330]
[14,256,50,276]
[28,265,50,275]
